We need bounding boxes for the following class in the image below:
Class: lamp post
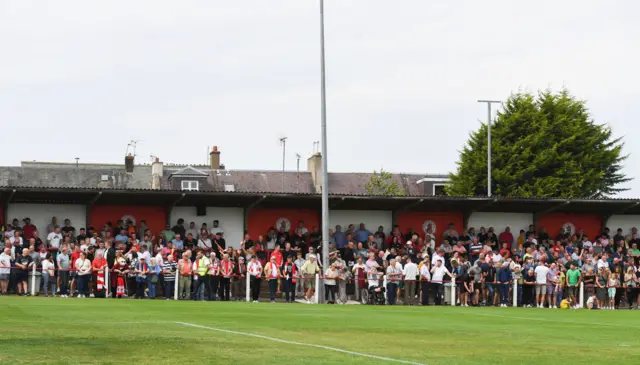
[477,100,501,197]
[319,0,330,272]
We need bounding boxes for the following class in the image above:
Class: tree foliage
[447,90,630,198]
[365,170,406,196]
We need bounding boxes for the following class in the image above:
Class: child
[607,272,618,310]
[559,297,574,309]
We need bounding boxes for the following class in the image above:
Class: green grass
[1,297,639,365]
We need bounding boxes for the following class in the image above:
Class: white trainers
[77,294,82,298]
[553,306,557,309]
[90,293,95,298]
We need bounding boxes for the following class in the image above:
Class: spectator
[15,248,31,296]
[595,267,608,309]
[386,258,402,305]
[233,256,247,301]
[534,260,550,308]
[91,252,107,298]
[193,251,210,301]
[566,263,581,309]
[264,256,280,303]
[301,255,320,303]
[402,257,418,305]
[147,257,161,299]
[324,263,339,304]
[497,262,511,307]
[219,253,233,301]
[162,254,177,300]
[134,257,149,299]
[112,255,129,298]
[248,255,262,302]
[430,259,453,305]
[75,251,92,298]
[0,248,12,295]
[177,252,192,300]
[281,256,295,303]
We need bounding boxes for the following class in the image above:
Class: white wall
[607,215,640,236]
[170,206,243,249]
[329,210,392,234]
[7,203,87,234]
[467,212,532,235]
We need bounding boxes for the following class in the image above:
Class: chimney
[307,152,323,193]
[210,146,221,169]
[151,157,163,189]
[125,153,135,173]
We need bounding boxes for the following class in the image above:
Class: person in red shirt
[271,245,283,268]
[498,227,514,250]
[22,218,37,241]
[70,245,82,296]
[499,243,511,258]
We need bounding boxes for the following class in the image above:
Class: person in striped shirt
[162,254,177,300]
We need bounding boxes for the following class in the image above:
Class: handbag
[150,274,158,284]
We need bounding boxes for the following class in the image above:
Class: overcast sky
[1,0,638,196]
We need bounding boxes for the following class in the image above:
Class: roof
[0,161,444,196]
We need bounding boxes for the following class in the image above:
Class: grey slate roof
[0,161,448,196]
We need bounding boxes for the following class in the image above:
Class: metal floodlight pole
[320,0,330,270]
[477,100,501,197]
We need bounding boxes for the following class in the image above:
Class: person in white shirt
[9,232,23,248]
[385,258,402,305]
[198,235,212,251]
[41,253,56,296]
[75,252,92,298]
[402,257,419,305]
[47,227,63,251]
[431,249,445,266]
[419,260,431,305]
[0,248,12,295]
[430,259,453,305]
[534,260,550,308]
[187,222,199,240]
[247,255,263,302]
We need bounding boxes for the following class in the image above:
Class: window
[433,184,447,196]
[181,180,199,191]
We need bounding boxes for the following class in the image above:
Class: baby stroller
[361,269,386,305]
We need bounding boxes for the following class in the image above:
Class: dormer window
[181,180,199,191]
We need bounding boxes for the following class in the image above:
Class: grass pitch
[1,297,639,365]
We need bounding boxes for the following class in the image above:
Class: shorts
[70,272,77,279]
[0,273,9,281]
[608,288,616,298]
[535,285,546,295]
[18,271,29,282]
[547,285,555,295]
[305,278,316,290]
[567,286,577,297]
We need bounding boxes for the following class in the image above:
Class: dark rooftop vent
[125,154,134,173]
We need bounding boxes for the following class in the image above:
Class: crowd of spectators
[1,216,640,311]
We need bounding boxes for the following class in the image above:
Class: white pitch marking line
[176,322,427,365]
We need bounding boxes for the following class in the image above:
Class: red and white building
[1,147,638,245]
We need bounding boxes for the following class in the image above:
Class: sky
[1,0,639,196]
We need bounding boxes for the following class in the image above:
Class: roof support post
[391,199,424,227]
[243,196,267,233]
[85,191,102,231]
[166,193,186,226]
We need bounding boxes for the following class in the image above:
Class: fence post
[383,275,388,304]
[314,274,320,304]
[105,267,109,298]
[450,279,456,306]
[31,263,36,296]
[246,273,250,302]
[512,278,518,307]
[579,281,584,308]
[174,273,179,300]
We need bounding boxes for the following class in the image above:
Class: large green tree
[447,90,629,198]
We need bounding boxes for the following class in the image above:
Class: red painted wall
[537,213,602,240]
[89,205,166,234]
[247,208,319,240]
[396,211,464,239]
